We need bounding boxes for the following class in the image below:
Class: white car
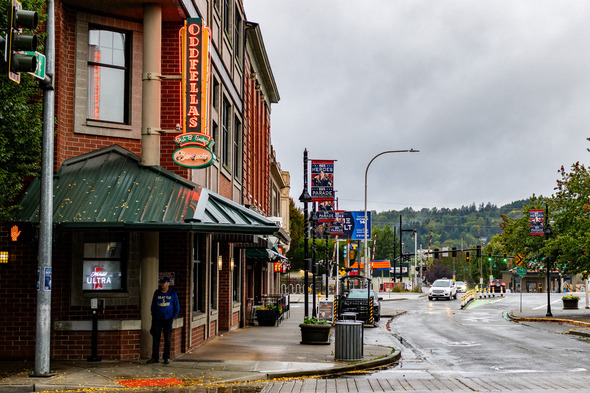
[428,279,457,300]
[455,281,467,293]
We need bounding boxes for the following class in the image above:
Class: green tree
[546,158,590,274]
[286,199,303,270]
[499,195,549,269]
[0,0,45,220]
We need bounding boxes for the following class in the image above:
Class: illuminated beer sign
[175,18,216,169]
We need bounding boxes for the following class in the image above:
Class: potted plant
[299,316,332,345]
[562,294,580,310]
[255,304,281,326]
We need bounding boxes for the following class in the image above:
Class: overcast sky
[244,0,590,213]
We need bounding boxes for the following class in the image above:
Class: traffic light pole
[33,0,55,377]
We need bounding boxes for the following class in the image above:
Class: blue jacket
[151,288,179,321]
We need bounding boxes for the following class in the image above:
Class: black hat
[159,277,170,284]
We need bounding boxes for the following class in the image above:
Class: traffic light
[465,251,470,263]
[452,247,457,257]
[7,0,39,82]
[487,253,492,262]
[476,245,481,258]
[503,253,508,262]
[342,244,348,260]
[434,248,439,259]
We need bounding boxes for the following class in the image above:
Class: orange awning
[349,260,390,270]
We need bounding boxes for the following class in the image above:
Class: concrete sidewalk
[0,298,398,392]
[507,301,590,337]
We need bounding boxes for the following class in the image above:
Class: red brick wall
[161,22,190,179]
[53,5,142,171]
[190,324,206,350]
[0,225,38,360]
[53,330,142,361]
[242,62,271,215]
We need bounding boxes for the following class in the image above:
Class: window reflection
[87,28,128,123]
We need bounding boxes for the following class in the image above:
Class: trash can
[334,320,363,361]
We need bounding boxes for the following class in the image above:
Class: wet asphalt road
[374,292,590,379]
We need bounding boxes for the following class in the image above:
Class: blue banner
[311,160,334,201]
[341,211,371,240]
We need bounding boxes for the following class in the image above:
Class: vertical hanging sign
[173,18,216,168]
[311,160,334,201]
[530,209,544,235]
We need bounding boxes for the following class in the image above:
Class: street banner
[341,211,371,240]
[530,209,544,235]
[317,200,335,222]
[311,160,334,201]
[329,211,345,236]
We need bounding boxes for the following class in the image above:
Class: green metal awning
[13,145,280,235]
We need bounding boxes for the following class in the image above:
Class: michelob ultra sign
[174,18,216,168]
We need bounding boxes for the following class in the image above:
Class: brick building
[0,0,290,361]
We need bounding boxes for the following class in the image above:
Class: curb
[506,312,590,337]
[265,349,401,380]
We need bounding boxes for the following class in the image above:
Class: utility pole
[33,0,55,377]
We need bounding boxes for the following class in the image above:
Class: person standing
[147,276,179,364]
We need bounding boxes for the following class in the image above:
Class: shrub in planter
[255,305,280,326]
[562,294,580,310]
[299,316,332,345]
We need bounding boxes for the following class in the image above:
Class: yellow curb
[510,316,590,327]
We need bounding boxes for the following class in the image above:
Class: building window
[234,8,242,60]
[87,28,130,124]
[211,121,219,156]
[222,98,231,168]
[223,0,231,36]
[193,234,206,313]
[232,253,240,302]
[210,247,219,310]
[233,116,242,178]
[212,78,220,111]
[74,13,142,139]
[82,234,126,292]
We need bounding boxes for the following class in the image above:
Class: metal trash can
[334,320,363,361]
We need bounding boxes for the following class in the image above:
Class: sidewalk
[0,297,398,392]
[507,301,590,337]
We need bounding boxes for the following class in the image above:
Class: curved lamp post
[364,149,419,279]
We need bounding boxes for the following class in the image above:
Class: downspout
[140,3,162,359]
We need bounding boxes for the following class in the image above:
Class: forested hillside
[372,200,527,253]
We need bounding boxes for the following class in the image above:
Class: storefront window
[193,234,207,313]
[82,240,125,291]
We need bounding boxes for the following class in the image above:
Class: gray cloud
[246,0,590,212]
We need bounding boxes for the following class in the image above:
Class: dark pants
[150,318,173,361]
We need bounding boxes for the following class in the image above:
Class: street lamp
[363,149,419,279]
[299,149,313,317]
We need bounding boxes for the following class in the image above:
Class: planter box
[256,310,278,326]
[563,299,579,310]
[299,323,332,345]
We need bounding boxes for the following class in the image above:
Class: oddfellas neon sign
[173,18,216,169]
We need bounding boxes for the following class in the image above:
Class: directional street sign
[516,266,527,278]
[21,51,45,79]
[514,253,524,267]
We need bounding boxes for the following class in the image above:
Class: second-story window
[233,116,242,177]
[87,28,129,124]
[222,98,231,168]
[223,0,231,36]
[234,8,242,60]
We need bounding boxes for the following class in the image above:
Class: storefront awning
[349,260,391,270]
[13,145,280,235]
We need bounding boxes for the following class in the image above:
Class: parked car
[489,279,506,293]
[455,281,467,292]
[343,288,382,322]
[428,279,457,300]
